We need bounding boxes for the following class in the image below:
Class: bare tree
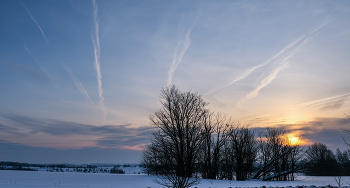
[140,143,157,175]
[252,128,287,180]
[142,86,307,184]
[145,86,208,188]
[250,128,304,181]
[334,175,343,187]
[333,149,345,188]
[200,112,229,180]
[287,143,305,181]
[219,137,235,180]
[140,133,167,176]
[335,148,350,175]
[304,143,337,176]
[341,112,350,146]
[228,124,258,181]
[342,129,350,148]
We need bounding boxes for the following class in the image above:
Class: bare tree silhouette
[146,86,207,188]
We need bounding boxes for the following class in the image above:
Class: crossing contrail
[20,1,49,44]
[235,35,311,109]
[167,24,195,86]
[24,45,56,87]
[205,23,328,96]
[62,64,92,102]
[236,60,290,109]
[167,9,201,86]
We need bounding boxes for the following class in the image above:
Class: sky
[1,0,350,164]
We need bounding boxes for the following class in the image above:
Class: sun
[288,136,300,146]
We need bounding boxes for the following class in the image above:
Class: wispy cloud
[235,35,312,108]
[19,1,49,44]
[23,45,32,55]
[0,114,155,150]
[250,117,350,150]
[91,0,107,122]
[62,64,92,101]
[236,60,290,109]
[167,17,197,86]
[23,45,57,87]
[231,23,328,109]
[293,92,350,110]
[320,99,349,111]
[205,37,304,96]
[205,23,328,96]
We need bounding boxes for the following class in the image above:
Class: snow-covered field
[0,170,349,188]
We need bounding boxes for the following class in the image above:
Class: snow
[0,170,349,188]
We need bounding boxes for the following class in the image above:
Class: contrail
[205,36,305,96]
[24,45,56,87]
[24,45,32,56]
[235,37,310,109]
[205,23,328,96]
[62,64,92,101]
[20,1,49,44]
[167,27,193,86]
[167,19,197,86]
[293,92,350,110]
[92,0,107,122]
[236,61,290,109]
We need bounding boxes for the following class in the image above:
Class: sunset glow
[0,0,349,163]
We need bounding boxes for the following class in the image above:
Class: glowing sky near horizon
[1,0,350,163]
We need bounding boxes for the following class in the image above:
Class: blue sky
[1,0,350,163]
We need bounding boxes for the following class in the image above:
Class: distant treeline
[0,165,37,171]
[0,161,84,168]
[0,161,142,174]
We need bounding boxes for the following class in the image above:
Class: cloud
[0,114,155,149]
[0,141,141,164]
[0,123,25,136]
[250,117,350,151]
[62,64,92,101]
[280,117,350,150]
[91,0,107,122]
[96,136,149,150]
[19,1,49,44]
[205,23,328,96]
[293,92,350,110]
[320,98,348,111]
[1,117,348,163]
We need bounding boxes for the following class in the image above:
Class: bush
[110,167,125,174]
